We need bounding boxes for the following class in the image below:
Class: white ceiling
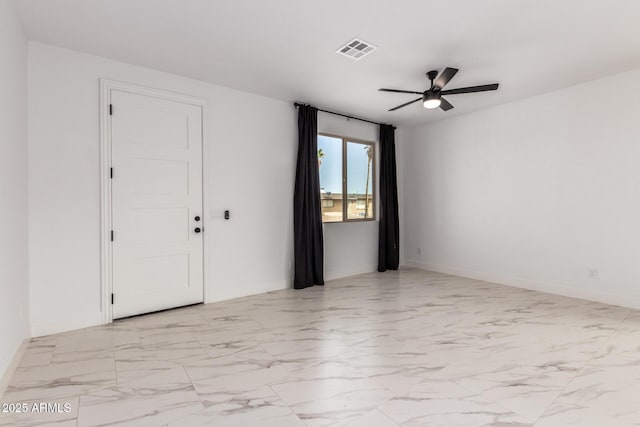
[13,0,640,126]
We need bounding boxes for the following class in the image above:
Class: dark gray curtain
[378,124,400,271]
[293,105,324,289]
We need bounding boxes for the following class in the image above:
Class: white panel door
[111,89,203,319]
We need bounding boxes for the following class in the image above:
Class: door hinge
[110,230,114,241]
[109,104,113,115]
[111,293,114,305]
[110,167,113,179]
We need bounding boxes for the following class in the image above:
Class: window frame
[318,132,376,223]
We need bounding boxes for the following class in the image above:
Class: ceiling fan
[379,68,499,112]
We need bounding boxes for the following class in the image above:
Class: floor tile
[168,386,304,427]
[378,379,531,427]
[76,367,203,427]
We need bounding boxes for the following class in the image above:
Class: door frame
[99,79,210,324]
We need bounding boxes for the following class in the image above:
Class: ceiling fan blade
[379,88,424,94]
[441,83,499,95]
[389,97,423,111]
[439,97,454,111]
[433,67,459,89]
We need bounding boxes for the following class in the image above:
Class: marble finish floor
[2,268,640,426]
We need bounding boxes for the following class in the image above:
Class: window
[318,134,375,223]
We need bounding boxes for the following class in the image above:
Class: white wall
[318,114,404,280]
[0,0,30,379]
[403,67,640,308]
[28,42,297,336]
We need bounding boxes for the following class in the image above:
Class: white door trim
[99,79,210,324]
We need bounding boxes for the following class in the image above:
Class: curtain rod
[294,102,396,130]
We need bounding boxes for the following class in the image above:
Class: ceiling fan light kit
[423,91,441,109]
[379,67,499,112]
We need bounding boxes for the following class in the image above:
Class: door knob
[194,227,201,233]
[194,216,201,222]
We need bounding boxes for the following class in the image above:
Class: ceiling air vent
[336,38,377,60]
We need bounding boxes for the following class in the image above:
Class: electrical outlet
[417,247,422,255]
[587,268,598,279]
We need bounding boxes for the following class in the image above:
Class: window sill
[322,219,377,225]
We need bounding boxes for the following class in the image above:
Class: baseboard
[31,280,290,336]
[0,338,29,400]
[325,264,378,281]
[406,260,640,310]
[31,313,103,338]
[209,279,289,303]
